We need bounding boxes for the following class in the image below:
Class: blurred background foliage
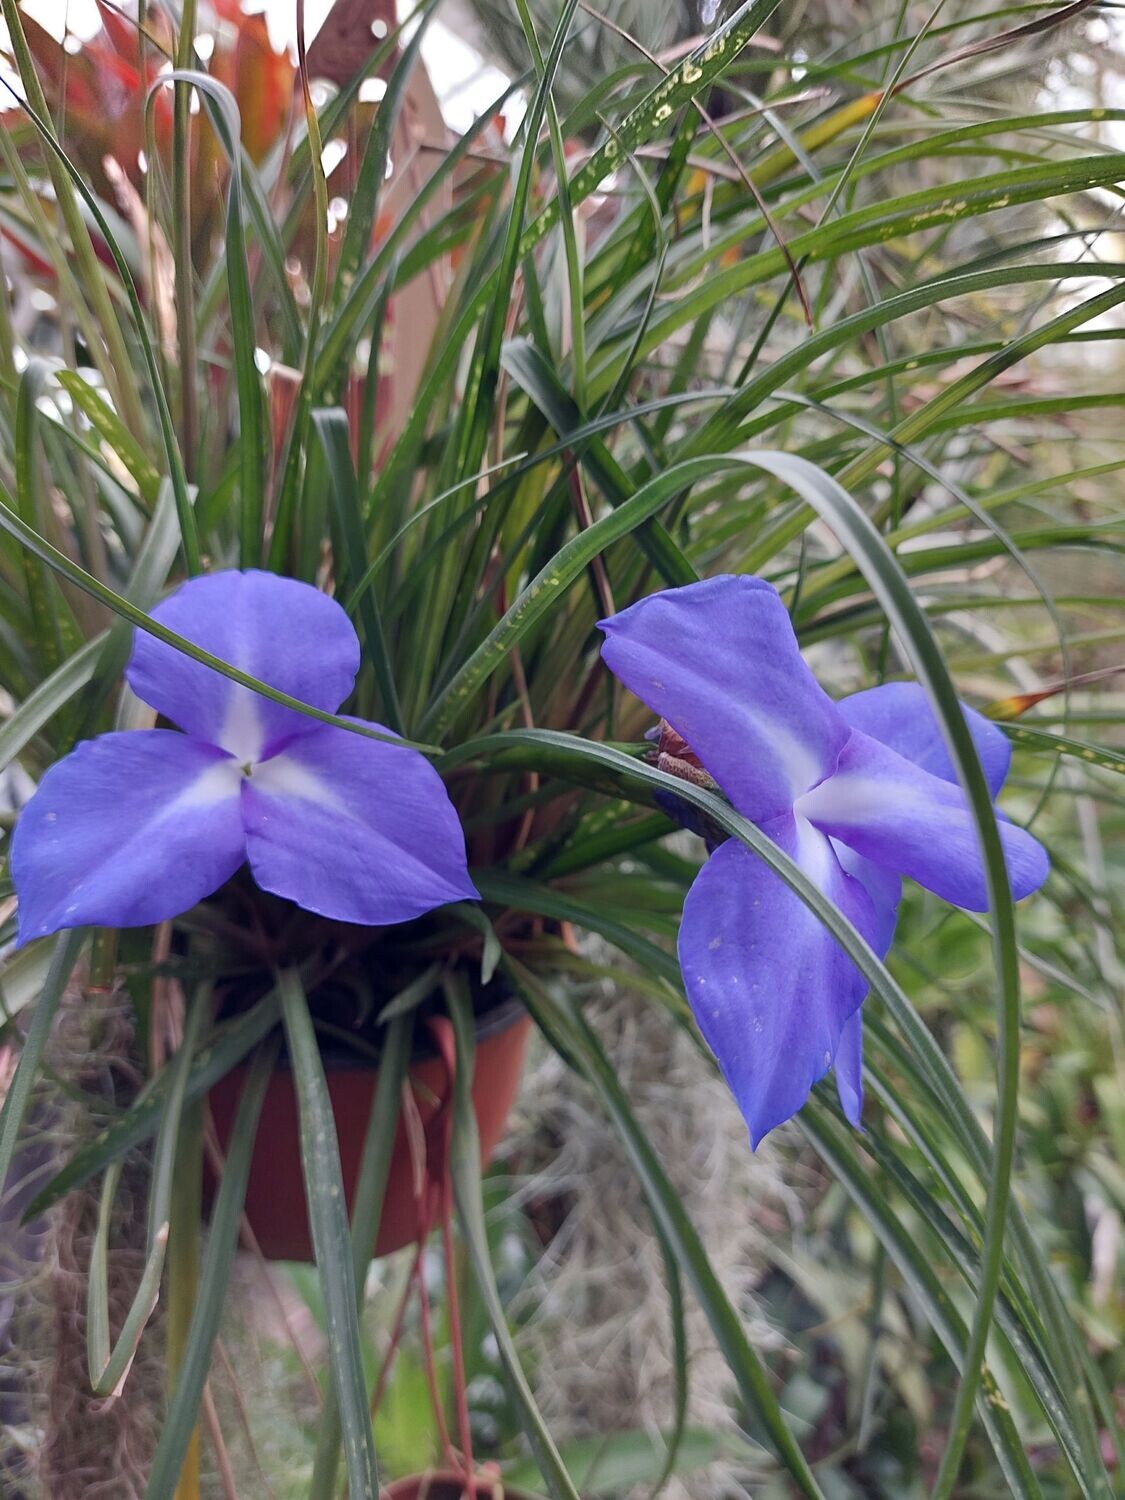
[0,0,1121,1497]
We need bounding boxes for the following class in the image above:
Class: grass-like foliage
[0,1,1121,1496]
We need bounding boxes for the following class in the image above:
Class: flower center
[649,719,716,789]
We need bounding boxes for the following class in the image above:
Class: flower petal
[127,571,361,761]
[832,840,901,958]
[241,721,478,925]
[798,730,1049,911]
[834,1010,865,1126]
[11,732,245,941]
[825,845,901,1127]
[839,681,1011,796]
[599,576,849,822]
[678,814,879,1147]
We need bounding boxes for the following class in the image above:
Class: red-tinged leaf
[17,15,153,194]
[985,664,1125,720]
[94,0,144,66]
[230,10,294,163]
[0,224,55,279]
[20,14,105,121]
[86,45,145,125]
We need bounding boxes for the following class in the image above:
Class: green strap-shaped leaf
[314,75,527,393]
[0,929,86,1193]
[475,869,680,986]
[0,498,438,753]
[420,455,736,739]
[312,407,403,732]
[519,0,786,259]
[0,0,146,436]
[0,632,104,770]
[802,1108,1045,1500]
[507,961,824,1500]
[279,969,380,1499]
[331,1,438,319]
[852,1086,1102,1497]
[85,986,208,1398]
[498,444,1022,1495]
[14,361,82,673]
[55,371,162,506]
[7,85,199,570]
[445,974,582,1500]
[310,1013,412,1500]
[502,338,697,587]
[1001,723,1125,777]
[155,71,266,569]
[143,1036,279,1499]
[453,0,580,484]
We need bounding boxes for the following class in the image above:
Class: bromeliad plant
[0,0,1122,1497]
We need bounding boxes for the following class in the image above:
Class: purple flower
[11,571,477,942]
[599,575,1048,1147]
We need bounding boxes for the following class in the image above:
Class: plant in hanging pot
[0,0,1119,1497]
[204,954,532,1262]
[5,564,530,1267]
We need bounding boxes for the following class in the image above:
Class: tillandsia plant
[0,0,1122,1497]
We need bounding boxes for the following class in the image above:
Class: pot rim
[271,988,528,1074]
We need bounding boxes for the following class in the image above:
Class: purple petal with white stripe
[678,814,879,1147]
[127,570,360,762]
[599,576,849,822]
[798,730,1049,911]
[242,719,478,926]
[11,731,245,941]
[839,681,1011,796]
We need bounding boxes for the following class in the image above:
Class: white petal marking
[170,758,244,814]
[792,814,836,893]
[767,722,826,801]
[797,773,894,829]
[220,688,266,763]
[250,752,345,813]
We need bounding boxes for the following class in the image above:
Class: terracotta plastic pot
[381,1472,536,1500]
[206,997,530,1261]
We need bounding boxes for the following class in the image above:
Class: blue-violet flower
[599,575,1049,1146]
[12,570,477,941]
